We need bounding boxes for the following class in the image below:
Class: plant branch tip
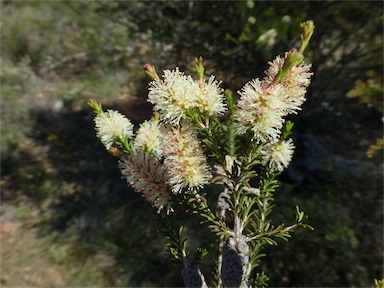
[195,56,205,80]
[299,20,315,53]
[143,63,160,80]
[88,99,103,115]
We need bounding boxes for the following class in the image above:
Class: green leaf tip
[299,20,315,53]
[88,99,103,115]
[195,56,205,80]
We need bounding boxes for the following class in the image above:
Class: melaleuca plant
[89,21,315,288]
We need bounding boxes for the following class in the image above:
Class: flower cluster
[261,139,295,171]
[264,51,313,114]
[195,76,227,115]
[234,49,312,143]
[119,150,172,213]
[148,68,226,124]
[93,110,212,212]
[162,124,212,194]
[90,20,315,287]
[234,79,286,142]
[94,110,134,150]
[92,51,310,212]
[133,119,163,158]
[112,118,211,212]
[148,68,197,124]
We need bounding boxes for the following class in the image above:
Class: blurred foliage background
[1,0,383,287]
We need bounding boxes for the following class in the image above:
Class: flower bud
[143,63,160,80]
[195,56,205,80]
[299,20,315,53]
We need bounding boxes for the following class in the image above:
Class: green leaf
[224,89,235,115]
[263,237,277,246]
[252,271,269,287]
[87,99,103,114]
[282,121,294,140]
[169,247,179,259]
[194,247,208,262]
[295,205,305,222]
[182,238,187,251]
[276,232,291,241]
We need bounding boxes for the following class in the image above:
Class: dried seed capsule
[182,265,208,288]
[221,236,249,287]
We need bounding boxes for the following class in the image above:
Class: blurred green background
[1,1,383,287]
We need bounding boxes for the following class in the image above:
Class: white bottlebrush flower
[162,124,212,193]
[119,150,172,213]
[196,76,227,116]
[265,54,312,88]
[133,119,162,158]
[264,53,313,114]
[234,51,312,143]
[148,68,199,124]
[94,110,134,149]
[234,79,286,143]
[264,55,283,82]
[261,139,295,171]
